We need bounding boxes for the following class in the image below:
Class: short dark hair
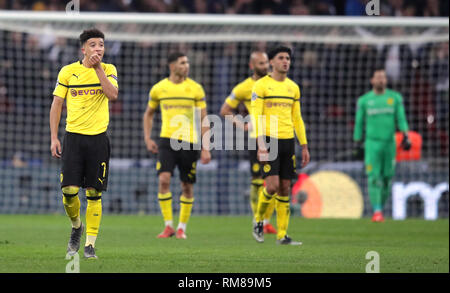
[373,66,386,76]
[267,45,292,60]
[79,28,105,46]
[167,52,186,64]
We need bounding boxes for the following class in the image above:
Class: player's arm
[196,86,211,164]
[352,98,365,159]
[396,94,411,150]
[49,95,64,158]
[251,84,267,162]
[50,67,69,158]
[88,55,118,101]
[353,98,365,143]
[200,107,211,164]
[143,105,158,154]
[143,87,159,154]
[220,92,248,131]
[292,93,310,167]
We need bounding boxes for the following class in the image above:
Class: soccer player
[251,45,310,245]
[353,68,411,222]
[143,52,211,239]
[219,51,277,234]
[50,29,118,258]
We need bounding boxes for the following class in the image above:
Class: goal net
[0,11,448,219]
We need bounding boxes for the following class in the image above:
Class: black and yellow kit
[148,77,206,183]
[53,61,118,190]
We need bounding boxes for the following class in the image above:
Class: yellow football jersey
[148,78,206,144]
[251,75,307,144]
[53,61,118,135]
[225,77,256,138]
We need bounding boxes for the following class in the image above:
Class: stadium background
[0,0,448,220]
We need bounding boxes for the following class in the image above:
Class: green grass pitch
[0,214,448,273]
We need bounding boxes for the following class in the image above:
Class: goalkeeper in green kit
[353,68,411,222]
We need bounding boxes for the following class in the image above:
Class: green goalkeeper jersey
[353,89,409,142]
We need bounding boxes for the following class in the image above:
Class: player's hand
[301,145,310,168]
[352,141,364,160]
[88,53,102,68]
[257,148,269,163]
[50,139,62,158]
[145,138,158,154]
[200,149,211,164]
[401,133,412,151]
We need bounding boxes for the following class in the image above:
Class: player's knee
[265,184,278,196]
[159,173,171,192]
[62,186,80,197]
[86,188,102,201]
[181,182,194,198]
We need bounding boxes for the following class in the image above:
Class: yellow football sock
[275,195,290,240]
[85,189,102,247]
[255,187,274,223]
[158,192,173,226]
[179,195,194,226]
[250,178,264,216]
[264,194,276,222]
[62,186,81,228]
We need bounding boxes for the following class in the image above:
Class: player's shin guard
[255,187,274,223]
[368,176,383,212]
[250,178,264,216]
[264,195,276,222]
[158,192,173,227]
[275,195,290,240]
[62,186,81,228]
[85,189,102,248]
[179,195,194,230]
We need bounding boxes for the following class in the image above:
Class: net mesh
[0,13,448,218]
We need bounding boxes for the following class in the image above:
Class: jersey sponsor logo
[366,108,394,115]
[266,101,291,108]
[71,88,103,97]
[163,104,192,110]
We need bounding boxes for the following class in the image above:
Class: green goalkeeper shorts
[364,138,396,178]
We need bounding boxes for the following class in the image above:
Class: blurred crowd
[0,0,448,16]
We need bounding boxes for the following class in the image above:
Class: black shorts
[259,137,297,180]
[248,149,262,177]
[156,138,200,184]
[60,131,110,191]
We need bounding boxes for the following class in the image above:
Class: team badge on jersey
[251,92,258,101]
[387,98,394,105]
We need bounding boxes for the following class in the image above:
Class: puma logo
[72,74,79,79]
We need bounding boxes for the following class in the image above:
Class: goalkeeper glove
[400,132,412,151]
[352,141,364,160]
